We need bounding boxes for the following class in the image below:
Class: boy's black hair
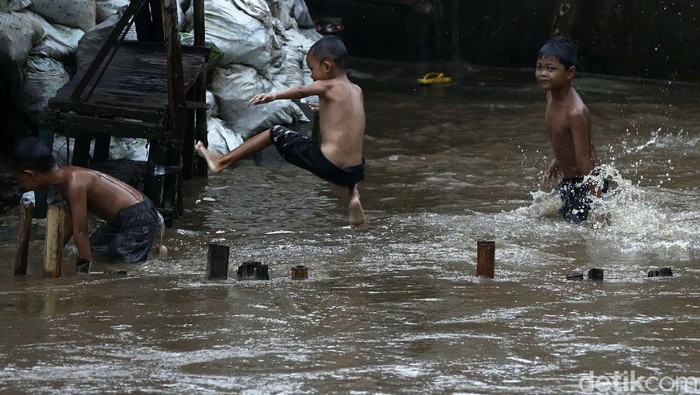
[9,136,56,173]
[538,36,577,69]
[309,35,348,70]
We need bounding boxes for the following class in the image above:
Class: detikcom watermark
[578,370,699,393]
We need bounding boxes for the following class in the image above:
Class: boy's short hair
[538,36,577,69]
[309,35,348,70]
[9,136,56,173]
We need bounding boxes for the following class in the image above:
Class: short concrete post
[476,240,495,278]
[14,202,35,276]
[207,243,229,279]
[43,203,65,278]
[291,265,308,280]
[587,268,604,281]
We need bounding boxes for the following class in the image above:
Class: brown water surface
[0,66,698,393]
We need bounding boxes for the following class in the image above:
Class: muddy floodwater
[0,64,698,394]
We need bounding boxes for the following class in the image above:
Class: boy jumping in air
[195,35,366,227]
[536,36,607,224]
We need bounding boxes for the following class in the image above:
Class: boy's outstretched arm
[249,81,328,105]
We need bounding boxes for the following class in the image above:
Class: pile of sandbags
[186,0,320,146]
[1,0,319,159]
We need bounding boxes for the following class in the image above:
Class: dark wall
[306,0,700,82]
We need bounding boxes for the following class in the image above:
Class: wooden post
[206,243,229,279]
[476,240,495,278]
[43,204,65,278]
[193,0,208,177]
[587,268,604,281]
[291,265,308,280]
[14,202,35,276]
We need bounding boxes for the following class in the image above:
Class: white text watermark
[579,370,699,393]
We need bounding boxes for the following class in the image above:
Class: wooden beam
[44,204,65,278]
[55,113,164,140]
[14,202,34,276]
[71,0,147,102]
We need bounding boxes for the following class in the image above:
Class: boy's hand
[308,102,320,113]
[249,93,275,105]
[541,158,560,184]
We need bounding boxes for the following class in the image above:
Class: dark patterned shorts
[90,196,161,263]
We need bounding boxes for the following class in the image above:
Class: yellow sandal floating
[417,72,452,85]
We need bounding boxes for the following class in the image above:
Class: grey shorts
[269,125,365,187]
[90,196,160,263]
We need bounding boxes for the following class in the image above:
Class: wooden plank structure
[40,0,210,224]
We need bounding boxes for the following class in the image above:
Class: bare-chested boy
[195,35,366,227]
[10,137,163,271]
[536,36,607,223]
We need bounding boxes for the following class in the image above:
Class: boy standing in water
[195,35,366,227]
[9,137,163,270]
[536,36,607,223]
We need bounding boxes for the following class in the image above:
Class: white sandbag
[200,0,274,74]
[206,116,243,155]
[109,137,148,161]
[75,7,136,72]
[265,0,312,29]
[290,0,312,28]
[95,0,128,23]
[29,13,84,60]
[277,28,315,88]
[14,56,69,123]
[0,0,31,12]
[30,0,96,32]
[206,90,218,117]
[0,10,44,86]
[211,64,307,139]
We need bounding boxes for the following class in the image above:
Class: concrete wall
[306,0,700,82]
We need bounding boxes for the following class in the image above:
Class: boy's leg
[196,129,273,173]
[348,183,366,228]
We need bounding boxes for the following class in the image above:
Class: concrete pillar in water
[207,243,229,279]
[476,240,495,278]
[43,203,65,278]
[291,265,308,280]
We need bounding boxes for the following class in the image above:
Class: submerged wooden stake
[476,240,495,278]
[14,203,35,276]
[236,261,269,280]
[207,243,230,279]
[291,265,308,280]
[43,204,65,278]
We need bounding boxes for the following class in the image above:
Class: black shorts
[89,196,160,263]
[269,125,365,187]
[557,177,608,223]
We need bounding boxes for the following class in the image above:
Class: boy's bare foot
[195,141,224,173]
[348,188,366,228]
[151,244,168,257]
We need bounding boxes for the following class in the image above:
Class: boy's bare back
[544,87,599,178]
[315,76,365,169]
[54,166,143,223]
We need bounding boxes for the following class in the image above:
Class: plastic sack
[30,0,96,32]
